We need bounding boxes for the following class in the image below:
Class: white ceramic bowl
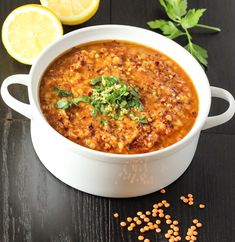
[1,25,235,197]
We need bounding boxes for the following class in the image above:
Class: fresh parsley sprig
[147,0,221,67]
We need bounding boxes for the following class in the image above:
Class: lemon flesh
[2,4,63,65]
[40,0,100,25]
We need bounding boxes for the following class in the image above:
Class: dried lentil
[199,204,206,209]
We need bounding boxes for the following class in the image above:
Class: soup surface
[40,40,198,154]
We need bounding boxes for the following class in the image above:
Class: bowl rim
[29,24,211,159]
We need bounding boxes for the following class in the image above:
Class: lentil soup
[39,40,199,154]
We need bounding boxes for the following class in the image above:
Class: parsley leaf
[129,113,148,124]
[100,119,108,126]
[181,9,206,29]
[160,0,187,21]
[72,96,90,104]
[53,87,73,97]
[148,0,221,67]
[147,20,185,39]
[185,43,208,67]
[56,99,70,109]
[90,76,102,85]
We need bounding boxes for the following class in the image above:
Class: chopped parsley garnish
[100,119,108,126]
[56,96,90,109]
[55,76,148,124]
[53,87,73,97]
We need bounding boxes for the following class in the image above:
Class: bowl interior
[29,25,211,158]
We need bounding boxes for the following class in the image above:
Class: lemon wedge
[2,4,63,65]
[40,0,100,25]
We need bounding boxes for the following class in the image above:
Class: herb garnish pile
[55,76,148,124]
[147,0,221,67]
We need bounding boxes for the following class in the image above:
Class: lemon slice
[40,0,100,25]
[2,4,63,65]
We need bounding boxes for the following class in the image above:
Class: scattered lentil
[191,226,196,231]
[156,220,161,225]
[120,221,126,227]
[128,226,133,231]
[144,226,149,231]
[187,230,193,236]
[185,235,191,241]
[152,208,158,213]
[160,189,166,194]
[196,223,202,228]
[127,217,132,222]
[137,220,142,225]
[166,219,172,225]
[191,235,197,241]
[138,235,144,241]
[173,220,179,225]
[144,217,150,223]
[176,236,181,241]
[174,227,179,232]
[193,219,199,224]
[165,233,171,239]
[149,225,155,230]
[165,203,170,208]
[153,204,158,209]
[199,204,206,209]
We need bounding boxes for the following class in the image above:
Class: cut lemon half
[40,0,100,25]
[2,4,63,65]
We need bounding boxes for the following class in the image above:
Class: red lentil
[120,221,126,227]
[160,189,166,194]
[199,204,206,209]
[138,235,144,241]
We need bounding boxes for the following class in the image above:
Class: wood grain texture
[0,0,235,242]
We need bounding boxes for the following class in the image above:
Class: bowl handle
[1,74,33,119]
[203,86,235,130]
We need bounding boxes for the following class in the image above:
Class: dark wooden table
[0,1,235,242]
